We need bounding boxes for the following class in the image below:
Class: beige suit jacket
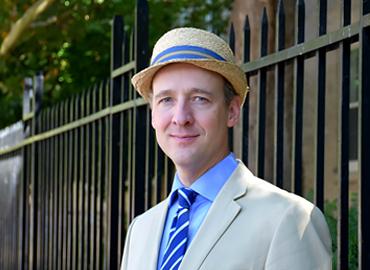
[120,161,332,270]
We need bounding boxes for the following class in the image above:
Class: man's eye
[159,97,172,104]
[193,96,209,103]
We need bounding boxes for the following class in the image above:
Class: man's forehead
[153,63,223,81]
[149,63,225,102]
[153,87,214,97]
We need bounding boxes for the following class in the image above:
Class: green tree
[0,0,232,129]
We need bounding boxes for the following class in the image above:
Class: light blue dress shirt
[157,153,238,269]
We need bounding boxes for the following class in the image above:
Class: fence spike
[135,0,149,72]
[112,15,124,71]
[342,0,351,26]
[295,0,305,44]
[319,0,327,36]
[261,7,268,27]
[229,23,235,54]
[34,72,43,118]
[244,16,250,63]
[278,0,285,15]
[364,0,370,14]
[277,0,285,51]
[261,7,268,57]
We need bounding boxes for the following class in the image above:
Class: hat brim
[131,59,249,105]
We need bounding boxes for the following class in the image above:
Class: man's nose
[172,102,194,126]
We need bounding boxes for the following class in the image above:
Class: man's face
[151,63,241,178]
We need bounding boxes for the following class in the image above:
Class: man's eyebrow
[153,89,173,100]
[190,88,213,96]
[153,88,214,100]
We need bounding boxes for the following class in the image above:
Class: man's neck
[176,152,231,187]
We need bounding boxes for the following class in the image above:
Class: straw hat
[131,27,249,104]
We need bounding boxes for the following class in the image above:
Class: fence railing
[0,0,369,269]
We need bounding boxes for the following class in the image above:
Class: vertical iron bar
[67,98,73,270]
[228,23,235,152]
[58,102,64,270]
[133,0,149,219]
[102,78,111,269]
[128,31,135,223]
[96,81,104,270]
[242,16,250,166]
[53,105,59,270]
[359,0,370,268]
[62,104,67,270]
[109,15,123,270]
[132,107,147,215]
[95,83,102,270]
[274,0,285,188]
[29,74,40,270]
[24,145,30,270]
[48,107,55,270]
[42,112,47,270]
[119,32,130,261]
[33,72,43,270]
[145,106,155,209]
[338,0,351,268]
[135,0,149,72]
[72,96,79,270]
[101,81,108,269]
[41,112,46,270]
[292,0,305,196]
[90,86,97,270]
[44,109,50,270]
[256,8,268,178]
[84,90,91,270]
[118,30,129,265]
[314,0,327,211]
[78,94,85,270]
[36,111,43,270]
[19,78,27,270]
[155,145,165,203]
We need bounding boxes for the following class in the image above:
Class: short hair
[223,80,238,106]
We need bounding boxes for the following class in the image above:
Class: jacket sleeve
[265,202,332,270]
[120,218,138,270]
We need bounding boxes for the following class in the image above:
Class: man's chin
[170,154,199,169]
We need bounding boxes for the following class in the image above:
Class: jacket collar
[179,161,252,270]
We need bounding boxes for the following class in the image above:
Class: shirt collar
[169,152,238,205]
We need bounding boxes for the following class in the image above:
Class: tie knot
[177,188,197,209]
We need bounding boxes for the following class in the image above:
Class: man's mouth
[170,134,199,143]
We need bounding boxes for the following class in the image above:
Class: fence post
[292,0,305,196]
[256,8,268,179]
[34,72,43,119]
[228,23,235,152]
[314,0,327,212]
[242,16,250,167]
[274,0,285,188]
[337,0,351,268]
[132,0,149,218]
[109,14,124,270]
[20,77,32,270]
[359,0,370,268]
[22,72,43,270]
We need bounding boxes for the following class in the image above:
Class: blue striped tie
[160,188,197,270]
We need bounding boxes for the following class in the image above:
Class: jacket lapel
[179,163,250,270]
[146,199,171,270]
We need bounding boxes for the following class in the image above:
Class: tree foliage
[0,0,232,129]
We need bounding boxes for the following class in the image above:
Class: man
[120,27,332,270]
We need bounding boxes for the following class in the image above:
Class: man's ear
[227,96,242,128]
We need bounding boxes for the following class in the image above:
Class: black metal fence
[0,0,369,269]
